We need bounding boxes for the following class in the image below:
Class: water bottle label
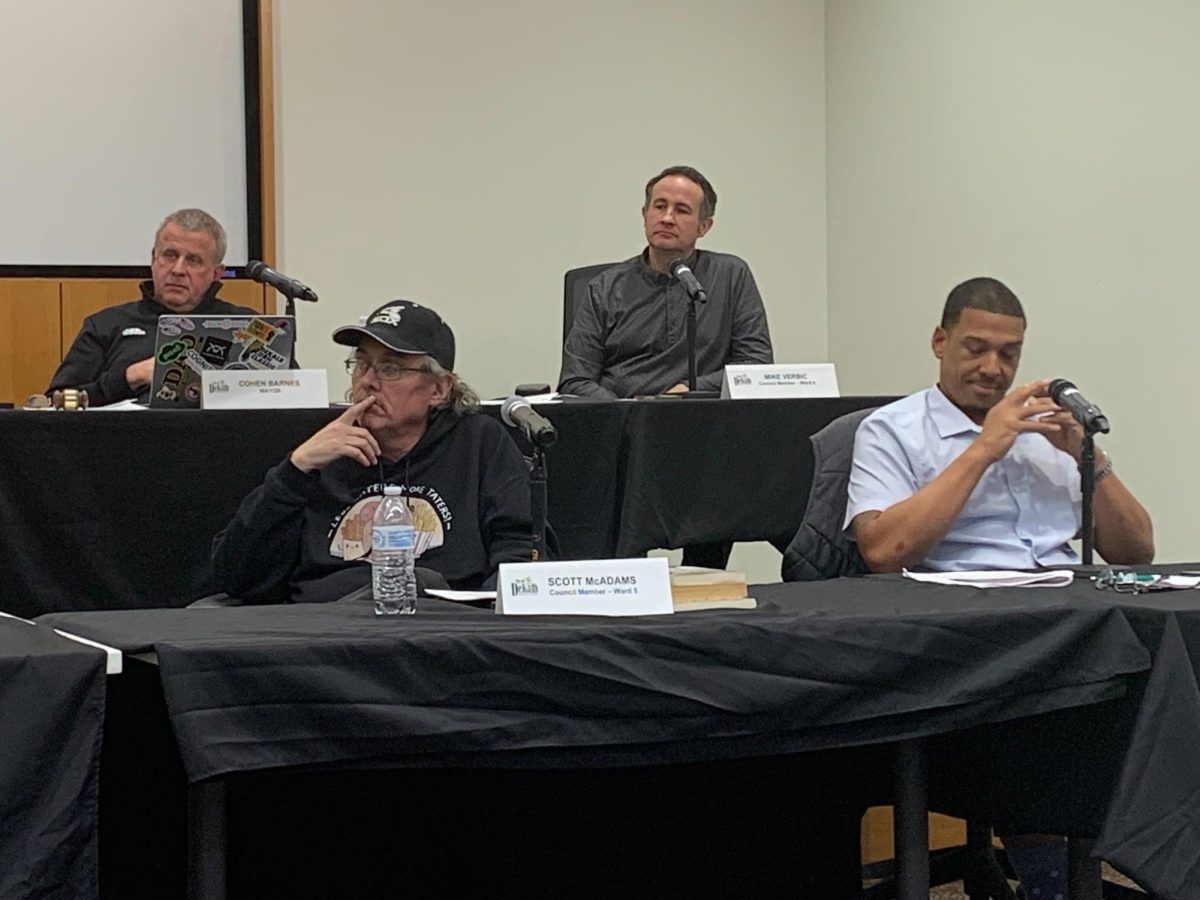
[372,525,415,551]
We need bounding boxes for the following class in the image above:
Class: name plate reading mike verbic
[721,363,840,400]
[202,369,329,409]
[497,558,673,616]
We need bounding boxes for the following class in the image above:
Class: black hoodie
[211,408,532,602]
[48,281,259,406]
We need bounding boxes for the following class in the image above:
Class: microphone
[1049,379,1110,434]
[500,396,557,448]
[246,260,319,302]
[668,258,707,302]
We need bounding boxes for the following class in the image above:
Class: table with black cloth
[0,397,890,617]
[0,614,106,900]
[37,573,1200,899]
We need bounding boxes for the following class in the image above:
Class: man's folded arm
[211,460,313,603]
[847,417,992,572]
[557,286,618,399]
[47,322,137,407]
[1092,458,1155,564]
[694,267,773,392]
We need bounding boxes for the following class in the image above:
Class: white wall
[275,0,828,581]
[827,0,1200,562]
[275,0,828,399]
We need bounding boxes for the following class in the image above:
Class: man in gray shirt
[558,165,773,398]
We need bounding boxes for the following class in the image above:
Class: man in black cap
[212,300,533,602]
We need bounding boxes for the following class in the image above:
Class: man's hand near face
[290,397,381,472]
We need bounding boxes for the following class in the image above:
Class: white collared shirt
[845,386,1080,571]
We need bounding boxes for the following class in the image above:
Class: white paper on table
[1155,575,1200,590]
[87,398,148,411]
[426,589,497,602]
[902,569,1075,589]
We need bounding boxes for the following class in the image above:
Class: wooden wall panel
[0,280,62,405]
[60,280,143,351]
[219,280,270,313]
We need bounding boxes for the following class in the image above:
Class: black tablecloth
[40,579,1149,783]
[0,409,336,617]
[1,397,890,617]
[40,575,1200,899]
[484,396,895,558]
[0,616,106,900]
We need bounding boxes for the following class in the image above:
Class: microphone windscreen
[1048,379,1074,403]
[246,260,266,278]
[500,395,529,429]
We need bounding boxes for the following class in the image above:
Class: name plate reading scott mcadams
[202,369,329,409]
[497,558,673,616]
[721,363,840,400]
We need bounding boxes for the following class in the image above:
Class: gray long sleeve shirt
[557,250,773,398]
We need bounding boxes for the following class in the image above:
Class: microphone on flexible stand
[246,261,317,368]
[500,396,555,561]
[1048,379,1110,434]
[667,258,710,393]
[668,258,707,302]
[500,396,558,447]
[1048,378,1110,566]
[246,261,319,303]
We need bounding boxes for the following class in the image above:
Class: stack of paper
[902,569,1075,589]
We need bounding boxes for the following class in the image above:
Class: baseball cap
[332,300,455,371]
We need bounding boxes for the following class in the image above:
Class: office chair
[562,262,619,344]
[782,408,1017,899]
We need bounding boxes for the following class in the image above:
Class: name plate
[721,363,840,400]
[497,558,673,616]
[201,369,329,409]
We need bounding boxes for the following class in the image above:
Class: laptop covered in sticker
[149,314,296,409]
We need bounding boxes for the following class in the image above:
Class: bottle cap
[383,485,403,496]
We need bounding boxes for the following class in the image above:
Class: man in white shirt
[846,276,1153,572]
[844,276,1155,898]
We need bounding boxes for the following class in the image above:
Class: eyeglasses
[1093,568,1159,594]
[345,358,428,381]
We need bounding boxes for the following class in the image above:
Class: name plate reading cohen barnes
[720,363,840,400]
[496,558,673,616]
[202,369,329,409]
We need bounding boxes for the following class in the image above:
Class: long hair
[421,357,480,415]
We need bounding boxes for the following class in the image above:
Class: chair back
[562,262,619,343]
[780,407,878,581]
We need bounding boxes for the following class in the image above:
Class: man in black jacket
[212,300,533,603]
[47,208,257,406]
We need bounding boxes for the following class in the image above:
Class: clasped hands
[976,378,1088,463]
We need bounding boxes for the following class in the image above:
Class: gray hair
[156,208,228,264]
[420,356,480,416]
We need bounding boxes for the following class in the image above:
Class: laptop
[149,314,297,408]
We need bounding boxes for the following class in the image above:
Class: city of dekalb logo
[208,379,230,393]
[733,373,752,386]
[510,576,539,596]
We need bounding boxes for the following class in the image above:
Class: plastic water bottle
[371,485,417,615]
